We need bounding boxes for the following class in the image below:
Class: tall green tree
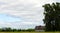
[43,2,60,31]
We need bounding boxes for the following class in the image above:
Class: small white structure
[35,25,45,32]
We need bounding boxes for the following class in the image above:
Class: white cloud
[0,0,59,29]
[0,21,44,29]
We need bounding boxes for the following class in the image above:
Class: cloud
[0,21,45,29]
[0,0,59,29]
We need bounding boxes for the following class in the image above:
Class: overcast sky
[0,0,60,29]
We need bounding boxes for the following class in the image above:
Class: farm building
[35,25,45,32]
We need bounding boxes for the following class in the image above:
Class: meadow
[0,32,60,33]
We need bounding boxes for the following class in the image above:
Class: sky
[0,0,60,29]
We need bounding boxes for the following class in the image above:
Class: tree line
[0,27,35,32]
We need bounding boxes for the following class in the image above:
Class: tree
[26,29,35,32]
[43,2,60,31]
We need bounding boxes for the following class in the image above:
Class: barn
[35,25,45,32]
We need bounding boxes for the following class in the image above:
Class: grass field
[0,32,60,33]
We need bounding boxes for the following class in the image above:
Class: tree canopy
[43,2,60,31]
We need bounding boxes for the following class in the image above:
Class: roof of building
[35,25,45,30]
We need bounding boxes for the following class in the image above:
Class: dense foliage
[43,2,60,31]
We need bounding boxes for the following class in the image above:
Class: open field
[0,32,60,33]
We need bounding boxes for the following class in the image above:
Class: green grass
[0,32,60,33]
